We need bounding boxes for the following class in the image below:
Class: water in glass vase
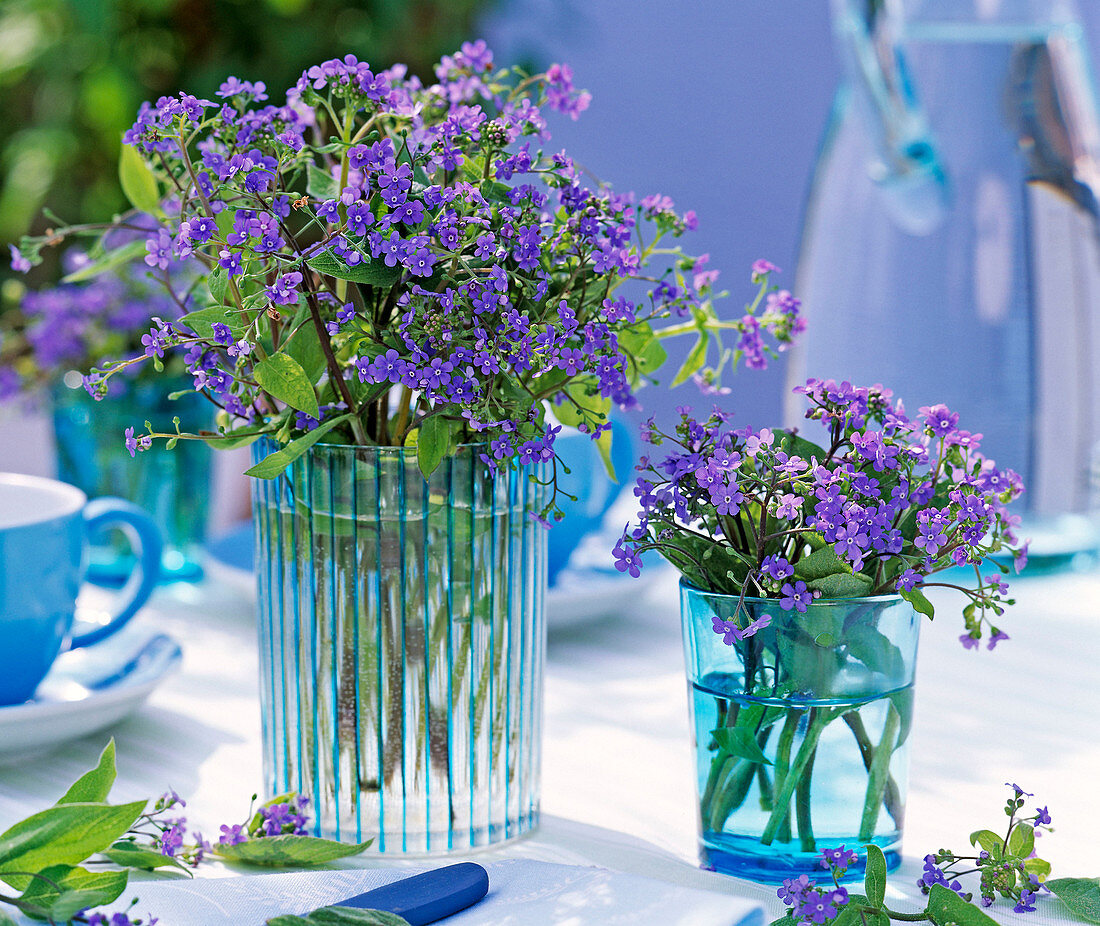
[253,442,548,854]
[691,671,912,883]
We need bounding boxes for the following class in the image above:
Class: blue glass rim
[679,577,904,607]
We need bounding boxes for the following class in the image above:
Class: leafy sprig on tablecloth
[772,783,1099,926]
[0,741,381,925]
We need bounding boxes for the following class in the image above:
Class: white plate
[0,626,182,766]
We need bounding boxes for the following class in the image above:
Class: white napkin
[44,859,764,926]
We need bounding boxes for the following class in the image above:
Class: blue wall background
[482,0,840,433]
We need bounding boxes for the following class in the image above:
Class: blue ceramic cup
[548,418,636,584]
[0,473,163,705]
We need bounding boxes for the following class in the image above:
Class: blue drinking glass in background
[52,376,213,583]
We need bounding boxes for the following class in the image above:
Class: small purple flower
[751,258,779,281]
[820,845,858,872]
[895,568,921,592]
[779,580,812,613]
[1034,806,1051,825]
[8,244,31,273]
[612,537,642,578]
[265,271,303,306]
[218,823,248,846]
[762,555,793,582]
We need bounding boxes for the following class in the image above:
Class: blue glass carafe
[791,0,1100,562]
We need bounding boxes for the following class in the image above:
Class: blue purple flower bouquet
[615,379,1026,877]
[11,43,800,491]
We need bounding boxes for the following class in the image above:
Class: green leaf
[968,829,1003,858]
[1007,822,1035,859]
[104,840,190,873]
[282,319,327,385]
[0,911,16,925]
[306,247,403,287]
[927,883,1000,926]
[671,331,710,387]
[17,865,128,922]
[479,179,512,206]
[268,911,409,926]
[305,908,410,925]
[712,728,772,765]
[864,844,887,907]
[179,306,242,339]
[62,239,147,283]
[415,414,452,479]
[793,545,851,582]
[57,741,116,805]
[1047,879,1100,924]
[1024,857,1051,880]
[0,800,147,889]
[806,572,873,598]
[845,623,906,680]
[595,427,616,482]
[214,834,373,867]
[832,901,887,926]
[901,587,936,619]
[254,354,321,418]
[119,144,162,215]
[777,430,828,462]
[307,162,338,200]
[618,324,668,383]
[208,265,231,307]
[245,413,354,479]
[554,377,611,430]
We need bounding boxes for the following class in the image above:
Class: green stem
[843,711,904,829]
[760,708,834,845]
[795,730,818,852]
[705,761,756,832]
[859,703,901,841]
[773,710,800,844]
[756,763,774,812]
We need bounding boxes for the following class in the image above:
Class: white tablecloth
[0,565,1097,924]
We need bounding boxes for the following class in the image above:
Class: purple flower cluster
[86,913,157,926]
[616,379,1025,646]
[776,851,853,926]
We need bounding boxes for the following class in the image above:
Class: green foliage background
[0,0,492,256]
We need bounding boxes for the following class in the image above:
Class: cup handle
[71,498,163,648]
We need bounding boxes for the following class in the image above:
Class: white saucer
[0,626,182,766]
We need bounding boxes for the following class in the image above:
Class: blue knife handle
[335,862,489,925]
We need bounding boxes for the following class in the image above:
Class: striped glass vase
[250,440,549,854]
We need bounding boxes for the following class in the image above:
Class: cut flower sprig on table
[0,742,378,926]
[10,42,803,505]
[774,782,1100,926]
[618,378,1027,646]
